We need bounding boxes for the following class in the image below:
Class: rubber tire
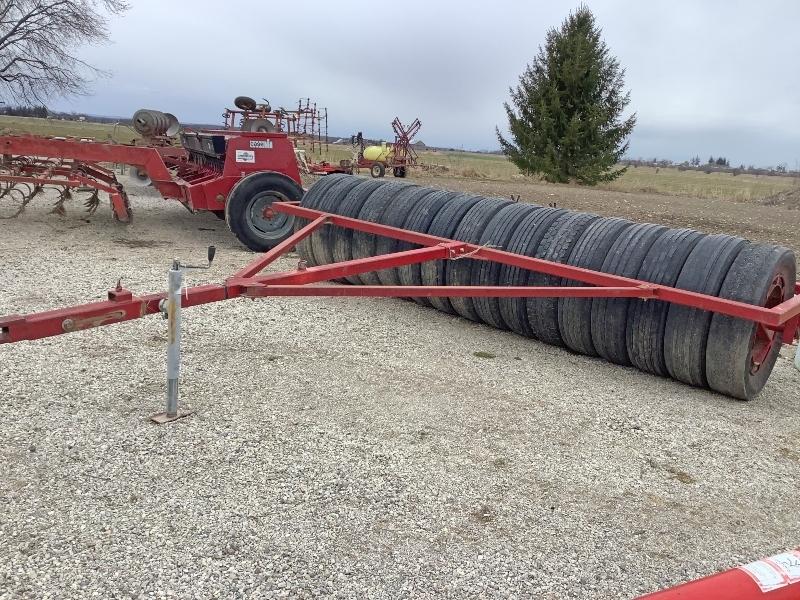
[374,186,438,286]
[296,174,350,266]
[625,228,703,375]
[370,163,386,178]
[525,212,600,345]
[419,193,484,308]
[393,166,407,178]
[705,244,796,399]
[331,179,390,284]
[225,171,303,252]
[498,208,568,337]
[472,203,542,329]
[663,234,747,388]
[557,217,634,356]
[446,198,515,320]
[590,223,668,365]
[397,190,464,304]
[310,176,368,268]
[350,181,412,285]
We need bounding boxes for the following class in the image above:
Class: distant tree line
[621,157,798,177]
[1,104,48,118]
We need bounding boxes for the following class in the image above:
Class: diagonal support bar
[233,214,327,279]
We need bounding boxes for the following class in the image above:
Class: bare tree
[0,0,128,104]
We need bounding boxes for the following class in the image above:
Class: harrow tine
[0,187,31,219]
[83,189,101,215]
[49,187,72,217]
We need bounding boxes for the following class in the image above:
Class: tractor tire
[295,173,350,266]
[396,190,463,304]
[557,217,634,356]
[351,181,412,285]
[374,186,438,286]
[498,207,568,337]
[625,228,703,375]
[446,198,513,320]
[705,244,796,399]
[590,223,667,365]
[525,212,600,346]
[663,234,747,388]
[331,179,390,284]
[310,176,368,268]
[419,194,484,308]
[225,171,303,252]
[472,203,542,329]
[370,163,386,178]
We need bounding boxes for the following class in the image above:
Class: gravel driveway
[1,190,799,599]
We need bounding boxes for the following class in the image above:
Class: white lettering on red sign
[738,550,800,593]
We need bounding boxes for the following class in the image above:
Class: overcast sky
[51,0,799,167]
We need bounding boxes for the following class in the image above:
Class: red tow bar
[639,550,800,599]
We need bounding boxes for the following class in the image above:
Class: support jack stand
[150,246,215,424]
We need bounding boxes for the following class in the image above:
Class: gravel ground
[1,186,799,599]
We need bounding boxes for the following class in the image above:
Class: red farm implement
[309,117,423,178]
[0,127,303,251]
[2,199,798,391]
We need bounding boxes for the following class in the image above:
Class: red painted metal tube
[638,550,800,599]
[243,285,656,299]
[0,284,228,344]
[229,243,466,287]
[270,203,800,328]
[232,214,328,279]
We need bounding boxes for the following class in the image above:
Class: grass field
[2,115,796,202]
[305,142,797,202]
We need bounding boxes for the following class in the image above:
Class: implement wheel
[370,163,386,178]
[225,172,303,252]
[705,244,796,399]
[393,166,407,178]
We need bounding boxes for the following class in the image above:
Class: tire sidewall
[225,171,303,252]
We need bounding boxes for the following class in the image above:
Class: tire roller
[395,190,465,304]
[375,186,444,285]
[472,203,542,329]
[418,193,484,308]
[296,175,796,400]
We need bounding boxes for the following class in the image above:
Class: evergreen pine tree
[497,5,636,184]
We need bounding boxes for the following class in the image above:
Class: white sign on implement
[250,140,273,149]
[235,150,256,163]
[738,551,800,592]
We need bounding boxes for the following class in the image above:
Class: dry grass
[0,115,140,143]
[1,115,795,202]
[602,166,798,202]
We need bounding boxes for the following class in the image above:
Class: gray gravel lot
[1,189,799,599]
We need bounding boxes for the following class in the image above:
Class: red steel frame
[1,201,798,346]
[0,131,302,217]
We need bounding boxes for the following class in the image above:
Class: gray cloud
[52,0,800,166]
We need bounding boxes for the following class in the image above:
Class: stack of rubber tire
[295,174,796,400]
